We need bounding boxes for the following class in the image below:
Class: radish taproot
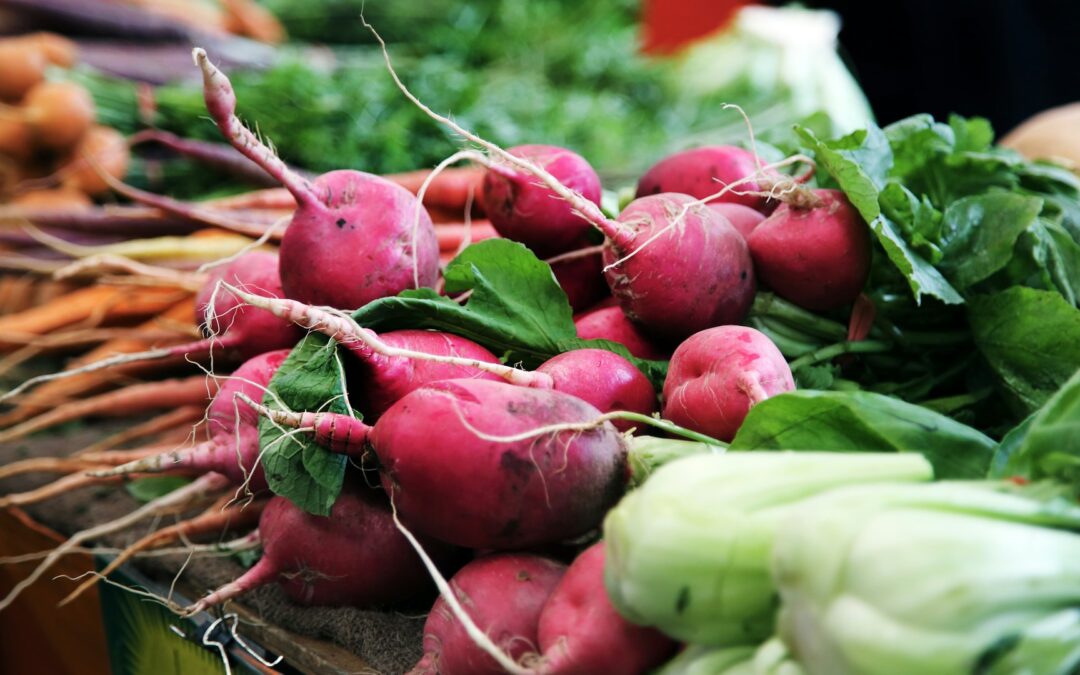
[747,188,872,311]
[93,349,292,490]
[411,553,567,675]
[481,144,602,257]
[368,27,756,342]
[193,48,439,309]
[636,145,772,211]
[185,483,454,615]
[244,378,629,549]
[662,325,794,442]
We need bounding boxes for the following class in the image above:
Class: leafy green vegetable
[938,193,1044,290]
[125,476,191,504]
[997,367,1080,487]
[730,390,996,478]
[258,333,351,516]
[968,287,1080,415]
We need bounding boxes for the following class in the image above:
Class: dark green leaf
[730,389,997,478]
[354,239,575,366]
[125,476,192,504]
[1002,367,1080,487]
[259,333,351,515]
[938,193,1044,290]
[968,287,1080,415]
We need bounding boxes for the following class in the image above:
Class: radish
[192,49,439,309]
[534,349,656,432]
[411,553,567,675]
[92,349,293,491]
[364,27,757,342]
[535,542,676,674]
[573,305,665,360]
[548,245,609,312]
[245,377,628,549]
[0,251,300,406]
[709,202,766,240]
[663,326,795,442]
[747,188,872,311]
[184,482,454,615]
[481,145,602,257]
[636,145,772,211]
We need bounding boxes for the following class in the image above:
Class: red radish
[548,246,608,312]
[94,349,292,490]
[481,144,602,257]
[346,328,504,419]
[411,554,567,675]
[636,145,771,211]
[663,326,795,442]
[535,542,675,674]
[185,483,454,615]
[535,349,656,432]
[602,194,755,342]
[367,31,755,342]
[747,189,872,311]
[574,305,665,360]
[196,251,302,358]
[710,202,766,240]
[245,378,628,549]
[193,49,439,309]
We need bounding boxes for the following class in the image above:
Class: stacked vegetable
[0,18,1078,675]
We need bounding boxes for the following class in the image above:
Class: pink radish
[573,305,665,360]
[747,188,872,311]
[710,202,766,240]
[193,49,439,310]
[244,377,628,549]
[636,145,772,211]
[185,483,456,615]
[535,349,656,432]
[94,349,292,490]
[481,145,602,257]
[535,542,675,674]
[548,245,608,312]
[411,554,567,675]
[663,326,794,442]
[367,28,756,342]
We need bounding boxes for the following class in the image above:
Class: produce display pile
[1,4,1079,675]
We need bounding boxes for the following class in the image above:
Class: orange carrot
[20,81,96,151]
[0,374,217,444]
[0,285,189,350]
[0,42,45,101]
[221,0,286,43]
[436,221,499,252]
[385,166,486,211]
[0,298,197,424]
[60,126,130,197]
[203,187,294,211]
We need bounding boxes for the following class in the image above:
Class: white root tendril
[412,149,493,289]
[388,494,532,675]
[363,19,613,236]
[219,281,554,389]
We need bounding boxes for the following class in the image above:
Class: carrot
[436,221,499,252]
[0,297,197,424]
[0,374,216,444]
[10,188,94,209]
[13,33,78,68]
[385,167,486,211]
[0,285,189,350]
[60,126,130,197]
[221,0,286,43]
[0,42,46,101]
[202,187,294,211]
[20,81,96,151]
[60,495,266,605]
[0,116,33,161]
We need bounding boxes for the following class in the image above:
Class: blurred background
[0,0,1077,198]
